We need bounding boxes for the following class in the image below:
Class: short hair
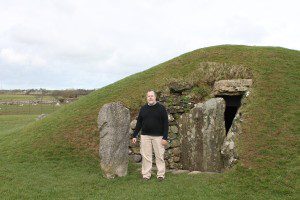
[146,89,157,98]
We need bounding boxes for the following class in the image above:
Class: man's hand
[132,137,137,144]
[161,139,168,146]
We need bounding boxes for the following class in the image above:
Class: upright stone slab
[178,98,226,172]
[98,101,130,179]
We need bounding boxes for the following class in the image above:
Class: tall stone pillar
[98,101,131,178]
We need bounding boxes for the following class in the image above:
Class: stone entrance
[176,79,253,172]
[215,94,243,134]
[212,79,253,168]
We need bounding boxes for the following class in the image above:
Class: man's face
[147,91,156,104]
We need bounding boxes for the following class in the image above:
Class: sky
[0,0,299,90]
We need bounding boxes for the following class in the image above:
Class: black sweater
[132,101,169,140]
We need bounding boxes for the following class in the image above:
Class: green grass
[0,114,37,137]
[0,45,299,199]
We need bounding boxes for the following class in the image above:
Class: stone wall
[129,81,198,169]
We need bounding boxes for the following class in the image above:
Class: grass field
[0,104,62,115]
[0,94,64,115]
[0,45,299,199]
[0,94,55,101]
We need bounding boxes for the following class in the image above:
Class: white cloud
[0,0,299,89]
[0,48,46,66]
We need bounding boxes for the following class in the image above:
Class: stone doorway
[215,95,243,134]
[213,79,253,168]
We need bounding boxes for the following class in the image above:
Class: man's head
[146,89,157,105]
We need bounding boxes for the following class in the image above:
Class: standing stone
[98,101,131,179]
[178,98,226,172]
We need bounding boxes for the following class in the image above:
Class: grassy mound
[0,45,299,199]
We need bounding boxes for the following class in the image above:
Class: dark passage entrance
[216,95,243,134]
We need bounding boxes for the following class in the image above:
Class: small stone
[173,156,180,162]
[130,119,137,130]
[170,125,178,134]
[168,131,177,140]
[130,154,142,163]
[172,147,181,156]
[168,114,174,122]
[36,114,47,121]
[171,139,180,148]
[172,170,189,174]
[169,81,193,94]
[128,148,132,154]
[188,171,202,175]
[131,147,140,154]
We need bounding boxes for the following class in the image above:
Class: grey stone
[130,147,140,154]
[212,79,253,96]
[179,98,226,172]
[173,105,185,113]
[172,170,189,174]
[169,81,193,94]
[170,139,180,148]
[130,154,142,163]
[36,113,47,121]
[188,171,202,175]
[188,171,219,175]
[173,156,180,163]
[128,148,132,154]
[172,147,181,156]
[168,114,175,122]
[168,130,177,140]
[130,119,137,130]
[98,101,131,179]
[170,125,178,134]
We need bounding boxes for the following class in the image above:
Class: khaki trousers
[140,134,166,179]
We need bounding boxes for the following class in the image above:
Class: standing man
[132,89,169,181]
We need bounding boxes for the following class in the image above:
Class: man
[132,89,169,181]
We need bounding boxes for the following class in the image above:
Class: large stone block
[178,98,226,172]
[212,79,253,96]
[98,101,131,179]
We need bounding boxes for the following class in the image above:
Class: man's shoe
[157,176,164,181]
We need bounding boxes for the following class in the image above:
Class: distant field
[0,94,55,101]
[0,94,66,115]
[0,104,63,115]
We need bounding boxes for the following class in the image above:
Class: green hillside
[1,45,299,199]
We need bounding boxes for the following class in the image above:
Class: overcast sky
[0,0,299,90]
